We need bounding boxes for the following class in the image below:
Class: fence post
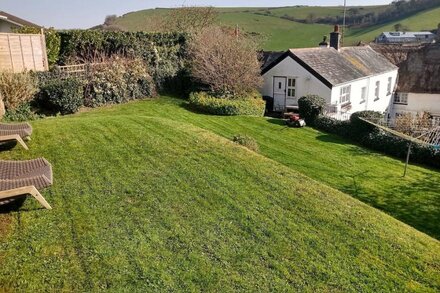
[40,28,49,70]
[6,34,14,71]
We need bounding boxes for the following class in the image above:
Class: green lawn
[1,96,439,291]
[79,96,440,240]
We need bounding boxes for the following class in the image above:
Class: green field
[113,5,440,50]
[1,96,439,291]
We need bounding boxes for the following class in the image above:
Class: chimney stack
[330,25,341,51]
[319,36,329,48]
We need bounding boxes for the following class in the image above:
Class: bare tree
[188,26,263,96]
[104,15,118,26]
[101,15,125,31]
[163,6,218,33]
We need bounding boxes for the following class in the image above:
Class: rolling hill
[112,5,440,50]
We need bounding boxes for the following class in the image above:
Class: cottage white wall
[262,57,332,103]
[391,93,440,117]
[262,56,398,114]
[331,70,398,113]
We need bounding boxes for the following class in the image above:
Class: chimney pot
[330,25,341,51]
[319,36,329,47]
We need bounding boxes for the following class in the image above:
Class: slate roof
[0,11,40,28]
[261,51,284,72]
[381,31,435,39]
[262,46,397,88]
[398,43,440,94]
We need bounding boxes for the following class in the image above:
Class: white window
[360,87,367,103]
[374,81,380,100]
[387,77,393,95]
[287,78,296,98]
[339,85,351,104]
[432,116,440,126]
[394,93,408,104]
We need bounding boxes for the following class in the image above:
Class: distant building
[376,31,436,44]
[0,11,40,33]
[261,26,398,117]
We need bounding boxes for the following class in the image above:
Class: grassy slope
[80,97,440,240]
[0,97,438,291]
[345,6,440,44]
[114,5,439,50]
[217,13,332,50]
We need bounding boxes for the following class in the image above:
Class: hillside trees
[163,6,218,33]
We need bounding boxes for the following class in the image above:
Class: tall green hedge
[57,30,188,88]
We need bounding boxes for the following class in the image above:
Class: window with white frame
[339,85,351,104]
[360,87,367,103]
[394,93,408,104]
[387,77,392,95]
[287,78,296,98]
[431,116,440,126]
[374,81,380,100]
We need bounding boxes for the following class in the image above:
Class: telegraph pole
[342,0,347,47]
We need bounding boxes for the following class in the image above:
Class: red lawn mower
[285,113,306,128]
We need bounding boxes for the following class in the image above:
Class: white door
[273,77,286,111]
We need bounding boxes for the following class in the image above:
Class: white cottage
[390,43,440,124]
[261,26,399,117]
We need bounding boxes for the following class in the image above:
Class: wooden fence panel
[0,32,48,73]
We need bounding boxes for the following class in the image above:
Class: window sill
[393,102,408,105]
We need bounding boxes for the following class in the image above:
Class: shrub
[298,95,326,125]
[314,116,352,137]
[350,110,384,138]
[189,92,265,116]
[188,26,263,96]
[232,135,259,152]
[57,30,187,90]
[84,57,155,107]
[3,103,40,122]
[0,71,38,110]
[39,78,84,114]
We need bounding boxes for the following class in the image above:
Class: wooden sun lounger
[0,123,33,150]
[0,122,33,138]
[0,158,53,210]
[0,134,29,150]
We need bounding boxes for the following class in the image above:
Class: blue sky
[2,0,392,29]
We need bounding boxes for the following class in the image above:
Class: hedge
[298,95,326,126]
[189,92,265,116]
[314,113,440,169]
[38,78,84,115]
[297,96,440,168]
[57,30,188,89]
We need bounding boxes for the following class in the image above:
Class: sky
[2,0,392,29]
